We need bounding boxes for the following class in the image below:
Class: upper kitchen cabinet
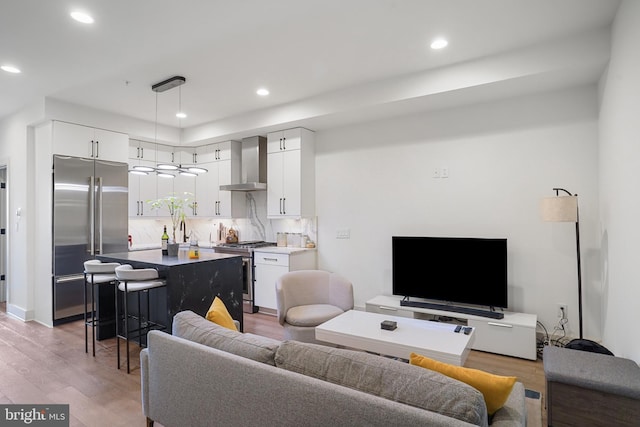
[52,121,128,163]
[200,141,243,217]
[266,128,315,218]
[155,143,175,164]
[128,159,157,217]
[214,159,245,218]
[177,140,243,218]
[267,128,303,153]
[129,139,173,164]
[194,141,238,163]
[173,146,195,168]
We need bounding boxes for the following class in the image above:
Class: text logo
[0,405,69,426]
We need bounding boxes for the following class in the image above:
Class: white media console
[365,295,537,360]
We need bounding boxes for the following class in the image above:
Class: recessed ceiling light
[430,38,448,50]
[1,65,21,74]
[70,11,94,24]
[176,112,187,119]
[256,88,270,96]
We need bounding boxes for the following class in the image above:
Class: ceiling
[0,0,620,143]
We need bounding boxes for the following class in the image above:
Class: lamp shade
[540,196,578,222]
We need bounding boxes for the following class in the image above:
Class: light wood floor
[0,306,546,426]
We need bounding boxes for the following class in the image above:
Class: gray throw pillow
[172,310,281,366]
[275,340,487,426]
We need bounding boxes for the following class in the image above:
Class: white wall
[315,86,600,339]
[0,101,44,321]
[598,0,640,362]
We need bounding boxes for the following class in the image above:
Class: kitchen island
[97,249,244,334]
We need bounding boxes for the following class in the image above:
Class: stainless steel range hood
[220,136,267,191]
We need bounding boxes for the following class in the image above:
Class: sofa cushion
[410,352,517,416]
[172,310,280,366]
[275,340,488,426]
[543,345,640,399]
[205,297,238,331]
[286,304,344,326]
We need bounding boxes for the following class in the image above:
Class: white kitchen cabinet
[129,139,173,164]
[173,173,197,216]
[173,147,195,168]
[253,250,317,312]
[192,162,215,216]
[130,140,152,160]
[125,139,242,218]
[128,160,157,217]
[155,143,175,164]
[266,128,315,218]
[53,121,128,163]
[210,141,243,218]
[208,159,244,218]
[193,144,214,164]
[172,141,243,218]
[193,140,239,163]
[267,128,303,153]
[154,174,175,217]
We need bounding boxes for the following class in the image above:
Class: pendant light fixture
[149,75,206,176]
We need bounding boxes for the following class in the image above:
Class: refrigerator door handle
[89,176,95,255]
[97,176,103,254]
[55,274,86,284]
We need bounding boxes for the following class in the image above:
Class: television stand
[366,295,537,360]
[399,300,504,319]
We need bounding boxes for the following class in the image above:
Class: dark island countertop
[100,249,241,267]
[97,249,244,332]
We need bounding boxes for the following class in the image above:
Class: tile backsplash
[129,192,317,248]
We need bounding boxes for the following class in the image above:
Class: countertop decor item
[148,192,195,242]
[225,228,238,243]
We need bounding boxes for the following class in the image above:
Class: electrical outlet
[557,304,568,320]
[336,228,350,239]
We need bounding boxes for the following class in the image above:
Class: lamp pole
[553,188,583,339]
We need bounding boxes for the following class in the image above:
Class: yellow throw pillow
[409,352,516,415]
[205,297,238,331]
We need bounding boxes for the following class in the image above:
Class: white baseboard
[6,303,34,321]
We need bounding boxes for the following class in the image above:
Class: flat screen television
[392,236,508,312]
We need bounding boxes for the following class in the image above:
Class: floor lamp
[541,188,583,338]
[541,188,613,354]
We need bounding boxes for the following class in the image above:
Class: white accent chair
[276,270,354,344]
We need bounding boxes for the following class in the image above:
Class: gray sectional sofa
[544,345,640,426]
[140,310,526,427]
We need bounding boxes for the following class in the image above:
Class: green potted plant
[148,192,195,254]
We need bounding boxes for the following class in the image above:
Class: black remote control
[463,327,472,335]
[454,325,462,333]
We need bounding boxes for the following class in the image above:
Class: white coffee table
[315,310,475,366]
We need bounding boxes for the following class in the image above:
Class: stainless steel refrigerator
[52,155,128,324]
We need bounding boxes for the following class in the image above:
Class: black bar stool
[114,264,167,373]
[83,260,120,356]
